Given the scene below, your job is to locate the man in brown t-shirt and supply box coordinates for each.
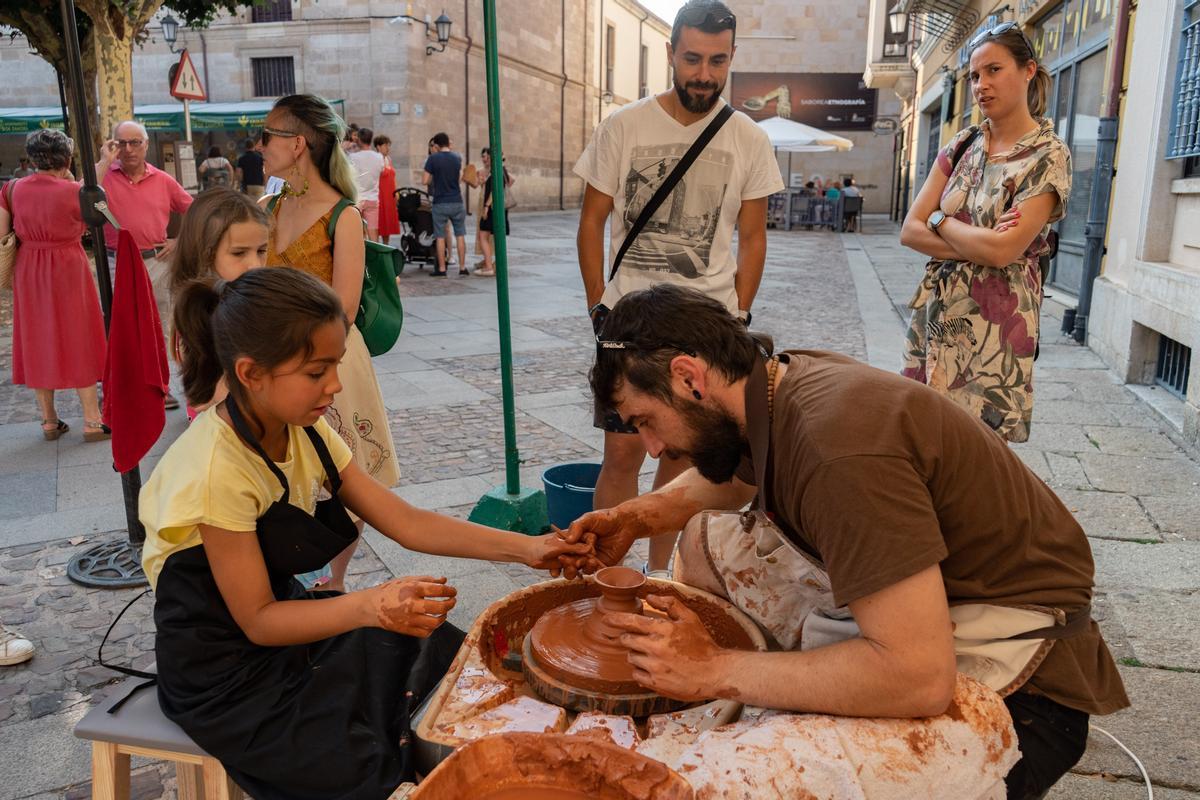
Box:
[568,283,1128,799]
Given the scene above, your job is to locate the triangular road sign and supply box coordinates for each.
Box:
[169,49,207,101]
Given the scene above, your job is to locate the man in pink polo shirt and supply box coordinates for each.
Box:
[95,120,193,409]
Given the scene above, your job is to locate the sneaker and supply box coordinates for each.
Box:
[164,392,180,410]
[475,266,496,277]
[0,624,34,666]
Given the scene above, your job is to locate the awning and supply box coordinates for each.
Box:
[0,99,346,134]
[757,116,854,153]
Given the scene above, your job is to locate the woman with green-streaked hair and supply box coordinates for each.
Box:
[260,93,400,592]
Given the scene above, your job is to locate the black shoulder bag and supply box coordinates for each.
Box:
[607,104,735,282]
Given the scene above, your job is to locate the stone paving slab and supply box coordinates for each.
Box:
[1050,773,1200,799]
[1079,452,1200,496]
[1053,489,1161,541]
[1105,589,1200,668]
[1138,495,1200,541]
[1090,541,1200,590]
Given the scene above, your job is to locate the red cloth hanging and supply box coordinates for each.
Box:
[102,229,169,473]
[377,159,400,240]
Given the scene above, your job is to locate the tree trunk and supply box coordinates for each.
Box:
[92,24,135,141]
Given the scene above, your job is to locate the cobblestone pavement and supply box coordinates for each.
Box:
[0,212,1196,798]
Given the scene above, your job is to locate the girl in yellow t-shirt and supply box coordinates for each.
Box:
[140,267,583,799]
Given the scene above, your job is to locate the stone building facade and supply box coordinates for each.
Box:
[0,0,671,210]
[728,0,900,214]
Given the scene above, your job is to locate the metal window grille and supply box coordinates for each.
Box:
[1155,335,1192,398]
[252,57,296,97]
[1168,0,1200,158]
[251,0,292,23]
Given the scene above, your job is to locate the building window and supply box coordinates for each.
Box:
[1155,334,1192,398]
[1168,0,1200,159]
[925,109,941,178]
[639,44,649,99]
[251,0,292,23]
[252,57,296,97]
[605,24,616,94]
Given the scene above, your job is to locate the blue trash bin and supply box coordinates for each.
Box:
[541,462,602,530]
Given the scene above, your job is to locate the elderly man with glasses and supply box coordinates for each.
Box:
[95,120,193,409]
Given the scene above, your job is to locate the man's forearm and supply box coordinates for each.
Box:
[578,220,607,307]
[710,637,953,718]
[734,231,766,312]
[621,467,755,539]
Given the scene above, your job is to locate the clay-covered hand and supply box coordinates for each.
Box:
[370,575,457,637]
[607,594,730,702]
[993,207,1021,233]
[558,509,643,578]
[523,530,594,572]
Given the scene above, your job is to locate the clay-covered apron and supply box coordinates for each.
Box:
[718,356,1090,697]
[153,399,462,800]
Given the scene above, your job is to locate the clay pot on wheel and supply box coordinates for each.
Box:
[409,732,694,799]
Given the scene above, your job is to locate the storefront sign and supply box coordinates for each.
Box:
[730,73,877,131]
[872,118,899,134]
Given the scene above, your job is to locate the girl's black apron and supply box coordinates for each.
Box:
[153,401,463,800]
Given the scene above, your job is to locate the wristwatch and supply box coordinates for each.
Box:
[736,309,752,326]
[927,209,948,234]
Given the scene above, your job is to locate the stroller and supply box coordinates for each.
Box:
[395,187,438,269]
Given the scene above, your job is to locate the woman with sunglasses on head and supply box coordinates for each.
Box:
[900,23,1071,444]
[259,94,400,592]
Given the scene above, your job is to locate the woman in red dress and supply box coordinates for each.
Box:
[373,134,400,244]
[0,129,108,442]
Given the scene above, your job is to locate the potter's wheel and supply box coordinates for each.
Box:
[522,566,693,716]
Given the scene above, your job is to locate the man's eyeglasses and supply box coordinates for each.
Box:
[260,126,301,146]
[676,8,736,32]
[114,139,145,149]
[595,335,697,357]
[968,21,1036,55]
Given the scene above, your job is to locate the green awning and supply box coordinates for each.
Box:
[0,99,345,134]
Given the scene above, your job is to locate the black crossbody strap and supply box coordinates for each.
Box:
[608,104,735,282]
[951,126,980,173]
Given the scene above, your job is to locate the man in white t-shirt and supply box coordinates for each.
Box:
[575,0,783,574]
[348,127,385,241]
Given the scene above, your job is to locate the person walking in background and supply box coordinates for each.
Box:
[259,93,400,592]
[95,119,193,410]
[423,132,469,276]
[12,157,35,178]
[199,146,234,191]
[464,146,511,277]
[426,136,457,268]
[374,134,400,245]
[0,129,109,443]
[899,23,1070,443]
[349,127,385,243]
[237,136,266,199]
[575,0,782,576]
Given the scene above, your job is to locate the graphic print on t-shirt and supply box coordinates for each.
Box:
[622,142,731,278]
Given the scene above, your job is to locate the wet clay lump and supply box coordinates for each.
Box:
[529,566,646,695]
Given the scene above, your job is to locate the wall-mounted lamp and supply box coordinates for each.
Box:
[391,7,454,55]
[161,14,182,54]
[888,4,908,36]
[601,91,614,105]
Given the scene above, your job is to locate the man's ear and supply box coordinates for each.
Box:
[669,355,707,398]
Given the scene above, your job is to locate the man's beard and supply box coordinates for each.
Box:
[674,77,724,114]
[670,399,745,484]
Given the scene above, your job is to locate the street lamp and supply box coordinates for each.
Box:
[161,13,181,53]
[888,4,908,36]
[390,7,454,55]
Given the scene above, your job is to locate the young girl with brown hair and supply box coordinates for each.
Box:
[141,267,581,799]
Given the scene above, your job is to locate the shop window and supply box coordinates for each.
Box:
[639,45,648,99]
[1168,0,1200,159]
[925,109,941,178]
[251,0,292,23]
[252,57,296,97]
[605,24,616,95]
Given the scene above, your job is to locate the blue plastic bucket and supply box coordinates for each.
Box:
[541,462,602,530]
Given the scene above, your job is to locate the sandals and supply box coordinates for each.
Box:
[84,420,112,443]
[41,419,69,441]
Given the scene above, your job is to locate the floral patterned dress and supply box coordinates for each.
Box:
[901,118,1071,442]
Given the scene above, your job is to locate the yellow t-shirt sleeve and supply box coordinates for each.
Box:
[314,416,354,474]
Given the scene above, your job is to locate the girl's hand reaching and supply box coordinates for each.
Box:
[369,575,456,637]
[523,528,595,573]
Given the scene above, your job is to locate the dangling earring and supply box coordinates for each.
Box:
[282,165,309,199]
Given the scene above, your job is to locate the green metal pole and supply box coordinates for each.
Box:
[482,0,520,496]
